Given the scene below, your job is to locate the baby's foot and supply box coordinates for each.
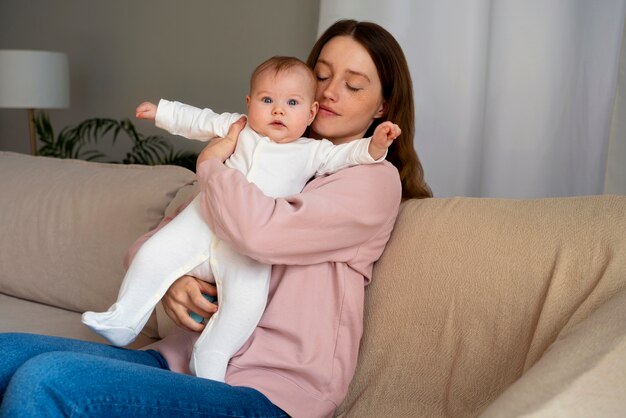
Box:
[81,303,144,346]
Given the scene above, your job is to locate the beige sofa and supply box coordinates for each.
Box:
[1,150,625,417]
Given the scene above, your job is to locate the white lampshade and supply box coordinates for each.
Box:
[0,50,70,109]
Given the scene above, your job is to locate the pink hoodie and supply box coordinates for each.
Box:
[145,158,401,417]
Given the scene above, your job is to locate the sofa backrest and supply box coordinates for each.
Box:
[0,152,196,338]
[336,195,626,417]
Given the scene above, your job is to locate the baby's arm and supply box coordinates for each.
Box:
[315,121,400,176]
[369,121,401,160]
[137,99,244,142]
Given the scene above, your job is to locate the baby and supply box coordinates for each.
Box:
[82,56,400,382]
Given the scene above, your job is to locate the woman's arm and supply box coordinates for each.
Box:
[164,160,400,331]
[196,158,402,266]
[162,120,399,330]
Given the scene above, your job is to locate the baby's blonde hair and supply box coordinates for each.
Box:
[250,56,316,98]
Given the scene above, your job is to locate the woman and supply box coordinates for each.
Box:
[0,20,431,417]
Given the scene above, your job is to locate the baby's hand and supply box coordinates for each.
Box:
[369,121,401,160]
[135,102,157,121]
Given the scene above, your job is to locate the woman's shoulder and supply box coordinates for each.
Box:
[353,159,399,176]
[332,160,400,185]
[304,160,401,207]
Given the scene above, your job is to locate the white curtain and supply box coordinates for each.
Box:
[319,0,626,198]
[605,21,626,195]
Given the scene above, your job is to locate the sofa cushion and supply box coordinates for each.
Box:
[335,195,626,418]
[0,294,156,349]
[0,152,196,338]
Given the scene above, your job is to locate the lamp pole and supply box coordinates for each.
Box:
[28,108,37,155]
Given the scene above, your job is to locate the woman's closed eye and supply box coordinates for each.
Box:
[316,73,362,92]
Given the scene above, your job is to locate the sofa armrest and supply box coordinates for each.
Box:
[480,288,626,417]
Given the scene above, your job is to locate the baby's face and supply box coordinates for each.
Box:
[246,67,319,143]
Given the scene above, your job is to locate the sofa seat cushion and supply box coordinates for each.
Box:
[0,294,157,348]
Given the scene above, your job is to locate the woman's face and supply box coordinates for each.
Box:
[310,36,386,145]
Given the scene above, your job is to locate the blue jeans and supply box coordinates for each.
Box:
[0,333,289,417]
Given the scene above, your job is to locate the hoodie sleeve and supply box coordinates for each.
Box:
[195,158,401,266]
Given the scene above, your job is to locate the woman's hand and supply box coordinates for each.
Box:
[162,275,218,332]
[196,116,247,169]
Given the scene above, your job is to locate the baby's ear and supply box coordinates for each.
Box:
[309,101,319,125]
[246,96,251,108]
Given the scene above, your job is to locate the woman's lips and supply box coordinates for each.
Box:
[318,105,338,116]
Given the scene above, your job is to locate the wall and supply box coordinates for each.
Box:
[0,0,320,158]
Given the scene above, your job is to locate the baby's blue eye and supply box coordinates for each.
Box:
[288,99,298,106]
[262,97,272,104]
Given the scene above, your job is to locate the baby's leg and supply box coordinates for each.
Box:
[190,241,271,382]
[82,195,214,346]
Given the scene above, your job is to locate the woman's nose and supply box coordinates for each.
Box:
[321,80,338,101]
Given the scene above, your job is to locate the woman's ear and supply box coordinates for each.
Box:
[374,101,388,119]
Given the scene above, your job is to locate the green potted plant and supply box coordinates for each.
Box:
[34,112,199,171]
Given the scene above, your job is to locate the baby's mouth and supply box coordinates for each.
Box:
[271,120,286,127]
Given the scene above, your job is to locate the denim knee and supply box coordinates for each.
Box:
[2,352,80,416]
[0,332,27,349]
[0,333,39,395]
[0,332,17,343]
[9,351,72,391]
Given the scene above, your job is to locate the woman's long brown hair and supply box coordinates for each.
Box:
[307,20,433,199]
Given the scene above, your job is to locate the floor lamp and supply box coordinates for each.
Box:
[0,50,70,155]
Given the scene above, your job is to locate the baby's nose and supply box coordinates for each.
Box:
[272,106,285,116]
